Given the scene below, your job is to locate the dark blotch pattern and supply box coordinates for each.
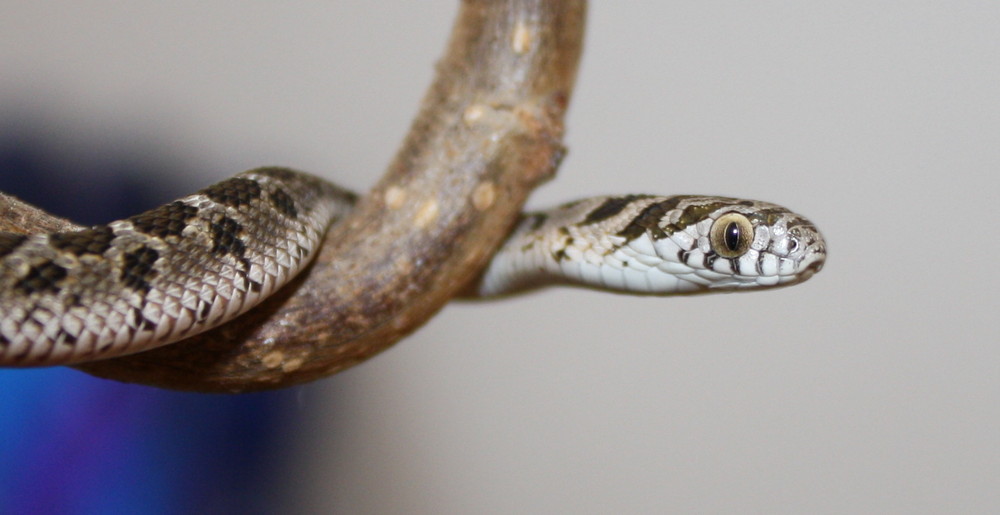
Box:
[617,197,689,240]
[527,213,548,231]
[55,329,77,345]
[664,200,753,235]
[129,306,157,334]
[209,215,260,291]
[198,301,211,321]
[268,188,298,219]
[752,207,815,236]
[552,234,574,262]
[50,226,115,256]
[617,197,757,241]
[580,195,651,226]
[121,246,160,292]
[0,233,28,259]
[749,206,798,228]
[202,178,262,208]
[210,216,246,259]
[130,201,198,239]
[15,260,68,295]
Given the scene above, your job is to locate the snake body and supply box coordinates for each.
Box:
[0,168,824,366]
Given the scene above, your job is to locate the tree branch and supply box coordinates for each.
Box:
[26,0,588,392]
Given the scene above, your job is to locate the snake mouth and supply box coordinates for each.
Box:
[795,251,825,283]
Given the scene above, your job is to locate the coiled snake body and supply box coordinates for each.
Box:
[0,168,825,366]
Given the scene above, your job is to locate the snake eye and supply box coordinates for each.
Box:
[710,212,753,258]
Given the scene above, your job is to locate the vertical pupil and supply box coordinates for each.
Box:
[724,222,741,251]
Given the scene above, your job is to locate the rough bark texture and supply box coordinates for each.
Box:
[0,0,586,392]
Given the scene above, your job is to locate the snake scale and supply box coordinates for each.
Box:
[0,167,825,366]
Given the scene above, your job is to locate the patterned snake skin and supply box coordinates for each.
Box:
[0,168,825,366]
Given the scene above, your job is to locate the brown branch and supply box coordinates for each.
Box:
[30,0,588,392]
[0,193,79,234]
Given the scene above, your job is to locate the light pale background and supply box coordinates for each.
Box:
[2,2,998,513]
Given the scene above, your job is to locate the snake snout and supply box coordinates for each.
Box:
[795,243,826,282]
[802,256,824,278]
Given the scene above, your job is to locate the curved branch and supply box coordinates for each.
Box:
[48,0,585,392]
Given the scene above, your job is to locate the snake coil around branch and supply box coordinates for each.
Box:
[0,1,824,392]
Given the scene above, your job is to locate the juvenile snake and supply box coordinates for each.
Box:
[0,167,825,366]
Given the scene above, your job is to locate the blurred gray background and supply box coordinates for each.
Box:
[2,1,998,513]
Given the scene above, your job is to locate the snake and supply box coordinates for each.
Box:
[0,167,825,367]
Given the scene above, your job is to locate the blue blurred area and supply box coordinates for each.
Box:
[0,118,298,514]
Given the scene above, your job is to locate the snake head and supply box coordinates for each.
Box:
[668,197,826,292]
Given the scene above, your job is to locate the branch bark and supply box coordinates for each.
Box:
[0,0,588,392]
